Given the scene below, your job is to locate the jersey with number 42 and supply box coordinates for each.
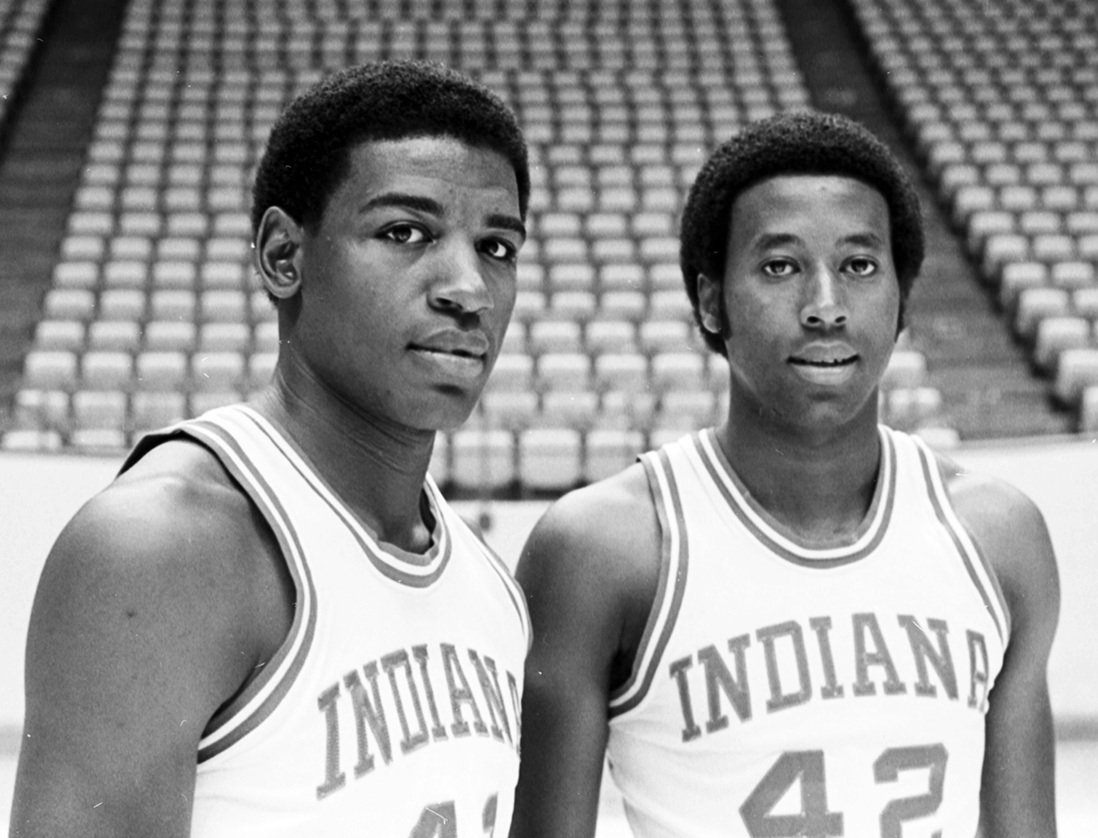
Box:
[606,427,1008,838]
[123,405,530,837]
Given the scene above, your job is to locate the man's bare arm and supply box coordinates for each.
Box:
[947,467,1060,838]
[10,445,286,838]
[510,466,661,838]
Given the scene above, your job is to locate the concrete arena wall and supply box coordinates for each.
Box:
[1,436,1096,738]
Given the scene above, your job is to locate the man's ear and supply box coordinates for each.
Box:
[696,273,723,336]
[255,206,305,301]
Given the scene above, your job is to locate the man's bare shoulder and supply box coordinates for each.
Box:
[521,461,656,576]
[934,452,1059,625]
[516,461,660,640]
[30,438,286,717]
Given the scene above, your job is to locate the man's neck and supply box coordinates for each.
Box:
[714,404,882,545]
[254,366,437,554]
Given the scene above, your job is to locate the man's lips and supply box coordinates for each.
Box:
[409,331,490,359]
[408,332,491,381]
[789,344,859,367]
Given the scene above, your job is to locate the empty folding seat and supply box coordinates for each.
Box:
[591,238,636,265]
[61,235,106,261]
[584,428,645,482]
[201,261,247,289]
[585,319,636,355]
[547,290,597,321]
[149,289,197,321]
[638,320,691,355]
[519,428,583,492]
[71,390,128,431]
[99,288,146,321]
[599,263,644,293]
[484,353,533,392]
[649,263,683,293]
[81,350,133,390]
[1033,317,1090,371]
[132,391,187,432]
[144,320,197,352]
[586,212,628,238]
[69,427,129,452]
[547,264,596,292]
[22,350,78,391]
[595,353,648,393]
[599,290,647,321]
[449,428,516,492]
[152,261,197,289]
[479,391,538,431]
[193,351,247,391]
[1054,348,1098,405]
[651,352,706,392]
[1014,287,1070,338]
[1031,234,1075,264]
[999,262,1049,308]
[43,288,95,321]
[649,290,694,321]
[198,322,250,353]
[540,390,599,429]
[511,290,547,323]
[134,351,189,391]
[536,353,590,392]
[34,320,85,352]
[981,234,1030,279]
[201,289,249,322]
[101,261,148,288]
[52,262,99,290]
[1051,262,1096,291]
[528,321,583,355]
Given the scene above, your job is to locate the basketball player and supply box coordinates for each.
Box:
[510,112,1058,838]
[12,60,531,837]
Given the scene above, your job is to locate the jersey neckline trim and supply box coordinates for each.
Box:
[693,426,897,568]
[234,405,454,588]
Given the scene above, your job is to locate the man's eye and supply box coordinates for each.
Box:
[762,259,797,277]
[383,224,428,245]
[481,239,517,262]
[845,257,879,277]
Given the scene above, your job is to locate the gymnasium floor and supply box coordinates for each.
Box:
[2,742,1096,834]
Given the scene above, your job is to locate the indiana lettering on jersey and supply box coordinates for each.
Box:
[670,612,993,743]
[315,642,521,799]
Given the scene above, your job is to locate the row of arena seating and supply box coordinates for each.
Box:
[0,0,49,129]
[4,0,960,474]
[850,0,1098,433]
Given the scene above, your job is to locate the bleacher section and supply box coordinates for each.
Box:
[4,0,976,492]
[0,0,48,132]
[849,0,1098,433]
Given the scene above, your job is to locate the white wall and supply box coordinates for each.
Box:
[2,436,1095,733]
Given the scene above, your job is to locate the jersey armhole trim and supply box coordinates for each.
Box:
[176,417,320,764]
[609,447,689,719]
[913,438,1012,646]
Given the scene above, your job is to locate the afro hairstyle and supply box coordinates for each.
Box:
[251,59,530,236]
[679,110,925,355]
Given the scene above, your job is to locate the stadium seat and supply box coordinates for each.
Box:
[449,428,516,492]
[518,428,583,492]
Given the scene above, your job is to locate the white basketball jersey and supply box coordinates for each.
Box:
[124,405,530,837]
[606,427,1009,838]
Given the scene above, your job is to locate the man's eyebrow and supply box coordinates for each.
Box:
[750,232,802,252]
[840,232,887,249]
[487,213,526,241]
[358,192,445,216]
[358,193,525,240]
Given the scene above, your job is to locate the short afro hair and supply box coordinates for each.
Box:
[680,111,925,355]
[251,59,530,236]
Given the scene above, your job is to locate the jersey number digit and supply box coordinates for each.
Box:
[740,750,844,837]
[409,795,498,838]
[875,745,947,838]
[741,746,948,838]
